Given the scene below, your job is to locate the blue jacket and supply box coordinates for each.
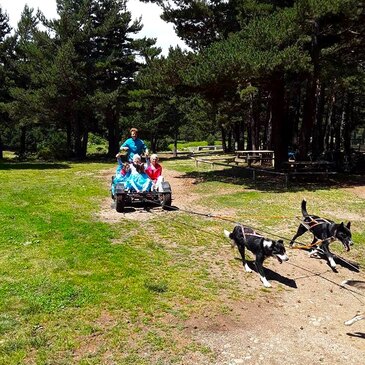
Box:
[121,138,148,161]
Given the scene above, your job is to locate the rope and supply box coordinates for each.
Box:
[140,197,341,249]
[146,199,365,298]
[136,197,364,299]
[287,261,365,304]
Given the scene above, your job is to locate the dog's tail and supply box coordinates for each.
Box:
[301,199,309,217]
[224,229,236,248]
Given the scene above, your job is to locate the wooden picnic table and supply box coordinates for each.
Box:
[282,160,335,172]
[235,150,275,167]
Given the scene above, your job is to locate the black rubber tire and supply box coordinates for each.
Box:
[116,195,125,213]
[161,193,172,208]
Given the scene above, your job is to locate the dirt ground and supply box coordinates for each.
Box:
[99,168,365,365]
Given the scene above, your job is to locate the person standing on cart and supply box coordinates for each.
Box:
[119,128,149,162]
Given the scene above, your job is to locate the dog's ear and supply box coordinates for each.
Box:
[277,239,284,244]
[346,221,351,229]
[339,222,344,228]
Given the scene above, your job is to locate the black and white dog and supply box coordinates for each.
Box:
[289,200,352,269]
[224,225,289,288]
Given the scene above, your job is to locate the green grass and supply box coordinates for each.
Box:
[167,140,221,151]
[0,157,364,364]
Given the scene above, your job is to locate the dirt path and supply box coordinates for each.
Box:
[98,167,365,365]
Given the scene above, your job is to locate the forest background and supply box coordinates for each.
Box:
[0,0,364,171]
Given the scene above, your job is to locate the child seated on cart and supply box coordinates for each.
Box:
[111,153,131,197]
[145,154,164,191]
[126,154,152,193]
[115,153,131,178]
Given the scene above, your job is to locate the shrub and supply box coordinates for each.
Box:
[37,132,69,160]
[206,134,216,146]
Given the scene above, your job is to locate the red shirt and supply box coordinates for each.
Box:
[145,163,162,181]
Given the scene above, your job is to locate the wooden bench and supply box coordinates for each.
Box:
[189,145,224,155]
[282,161,335,172]
[246,155,275,167]
[197,145,222,151]
[234,150,275,167]
[282,161,337,185]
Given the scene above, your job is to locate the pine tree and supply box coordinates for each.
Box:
[0,6,12,159]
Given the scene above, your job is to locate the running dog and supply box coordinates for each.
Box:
[224,225,289,288]
[289,200,352,270]
[342,280,365,326]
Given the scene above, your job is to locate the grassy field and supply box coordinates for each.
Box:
[0,157,364,364]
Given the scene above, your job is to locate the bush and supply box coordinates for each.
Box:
[37,132,69,160]
[206,134,216,146]
[87,133,108,155]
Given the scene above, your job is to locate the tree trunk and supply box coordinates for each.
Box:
[106,110,120,157]
[246,120,252,150]
[150,136,157,153]
[342,92,352,156]
[291,85,301,150]
[66,120,72,157]
[234,121,241,151]
[20,125,26,158]
[265,105,272,150]
[253,94,261,149]
[221,123,227,152]
[270,73,288,170]
[299,20,320,160]
[237,117,245,150]
[81,130,88,158]
[173,130,178,157]
[0,135,3,160]
[74,118,85,159]
[312,82,326,159]
[323,86,336,152]
[227,128,232,151]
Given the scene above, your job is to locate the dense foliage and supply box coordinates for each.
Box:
[0,0,364,170]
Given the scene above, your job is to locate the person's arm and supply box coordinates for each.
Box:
[116,155,123,165]
[120,139,130,151]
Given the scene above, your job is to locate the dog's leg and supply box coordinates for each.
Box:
[224,229,252,272]
[320,241,337,270]
[236,244,252,273]
[309,237,321,258]
[289,224,307,246]
[344,312,365,326]
[255,254,271,288]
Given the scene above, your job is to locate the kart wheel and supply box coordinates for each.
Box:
[161,193,172,209]
[111,176,115,199]
[116,195,126,213]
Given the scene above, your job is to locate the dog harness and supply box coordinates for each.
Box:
[296,216,337,248]
[303,215,332,229]
[240,225,263,243]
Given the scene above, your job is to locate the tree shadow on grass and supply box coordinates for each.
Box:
[0,162,71,170]
[178,167,365,193]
